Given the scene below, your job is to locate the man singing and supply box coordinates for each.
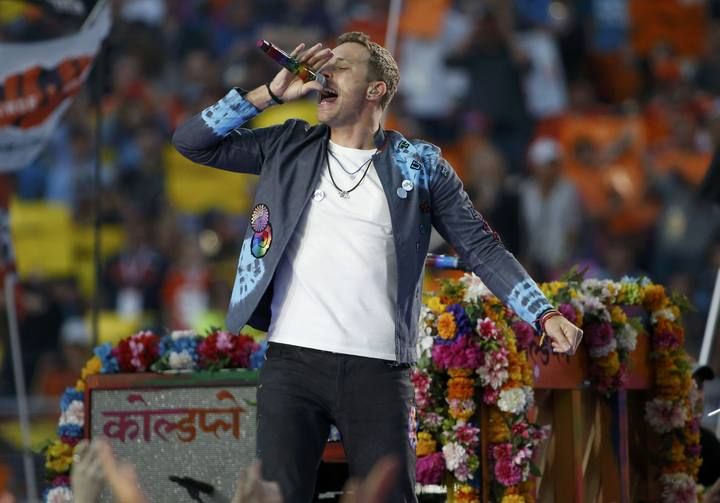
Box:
[173,32,582,503]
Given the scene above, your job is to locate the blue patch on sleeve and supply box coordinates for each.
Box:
[507,279,552,323]
[201,90,260,137]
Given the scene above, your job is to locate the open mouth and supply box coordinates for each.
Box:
[319,87,338,104]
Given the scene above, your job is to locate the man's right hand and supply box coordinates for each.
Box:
[248,42,333,110]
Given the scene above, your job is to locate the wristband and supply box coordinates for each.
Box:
[265,83,284,105]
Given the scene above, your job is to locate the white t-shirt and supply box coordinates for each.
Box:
[268,140,398,360]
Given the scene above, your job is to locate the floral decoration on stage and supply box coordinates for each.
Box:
[42,329,266,503]
[415,274,549,503]
[415,273,701,503]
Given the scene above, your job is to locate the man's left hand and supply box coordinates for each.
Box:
[543,315,583,355]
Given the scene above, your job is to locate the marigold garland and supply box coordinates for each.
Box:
[416,274,700,502]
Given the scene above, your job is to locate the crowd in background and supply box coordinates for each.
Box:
[1,0,720,495]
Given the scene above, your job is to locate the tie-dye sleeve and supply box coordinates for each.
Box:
[172,88,281,175]
[429,157,553,325]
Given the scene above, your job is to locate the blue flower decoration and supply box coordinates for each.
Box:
[159,334,200,362]
[58,423,82,439]
[60,388,83,412]
[446,304,472,337]
[93,342,119,374]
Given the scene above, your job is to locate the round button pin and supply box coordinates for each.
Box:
[396,188,407,199]
[402,180,414,191]
[313,189,325,202]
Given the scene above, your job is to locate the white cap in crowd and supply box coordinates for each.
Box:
[528,138,563,167]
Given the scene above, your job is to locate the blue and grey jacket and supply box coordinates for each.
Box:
[172,89,553,363]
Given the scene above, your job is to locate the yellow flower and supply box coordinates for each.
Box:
[81,356,102,380]
[427,296,446,314]
[449,368,473,378]
[670,439,685,463]
[416,432,437,457]
[45,440,73,473]
[437,312,457,340]
[610,306,627,325]
[489,408,510,442]
[501,496,526,503]
[75,379,86,392]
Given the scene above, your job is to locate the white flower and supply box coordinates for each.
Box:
[659,473,697,503]
[46,487,73,503]
[645,398,688,434]
[417,333,434,360]
[169,350,195,370]
[460,273,490,302]
[441,442,468,471]
[59,400,84,427]
[497,387,528,414]
[589,338,617,358]
[615,324,638,352]
[651,308,676,324]
[171,330,197,341]
[572,295,610,321]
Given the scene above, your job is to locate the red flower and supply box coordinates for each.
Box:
[112,331,160,372]
[198,331,260,370]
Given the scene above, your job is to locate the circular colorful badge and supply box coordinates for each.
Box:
[251,224,272,258]
[251,204,270,233]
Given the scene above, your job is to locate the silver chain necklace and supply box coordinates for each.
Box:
[326,149,375,199]
[328,149,369,176]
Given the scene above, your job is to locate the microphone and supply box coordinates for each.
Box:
[168,475,214,502]
[257,39,327,87]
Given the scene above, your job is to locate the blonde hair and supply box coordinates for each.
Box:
[336,31,399,109]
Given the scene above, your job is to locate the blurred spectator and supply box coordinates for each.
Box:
[696,25,720,95]
[102,208,167,323]
[519,138,582,279]
[32,317,90,396]
[161,236,211,330]
[397,3,471,143]
[465,143,521,255]
[446,7,533,173]
[648,168,720,284]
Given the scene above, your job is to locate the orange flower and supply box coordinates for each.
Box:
[448,377,475,400]
[449,368,473,378]
[455,484,480,503]
[437,312,457,340]
[416,432,437,457]
[643,284,668,312]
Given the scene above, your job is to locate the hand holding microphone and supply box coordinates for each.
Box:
[260,40,333,104]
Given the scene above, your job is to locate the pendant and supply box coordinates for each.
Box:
[339,190,349,199]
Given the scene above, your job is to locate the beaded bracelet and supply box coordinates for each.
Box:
[537,309,563,346]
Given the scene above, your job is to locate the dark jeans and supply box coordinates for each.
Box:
[256,343,418,503]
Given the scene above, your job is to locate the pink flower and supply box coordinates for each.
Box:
[491,443,512,461]
[454,424,481,448]
[416,452,445,485]
[511,422,529,439]
[483,387,500,405]
[216,331,233,351]
[477,317,501,339]
[585,322,614,348]
[558,303,577,324]
[655,328,681,350]
[431,335,482,370]
[494,458,522,486]
[511,321,535,351]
